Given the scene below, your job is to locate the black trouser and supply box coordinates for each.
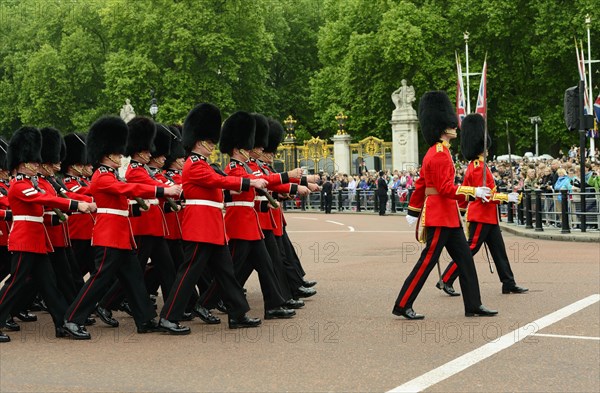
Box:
[263,231,292,301]
[282,229,306,278]
[48,247,78,303]
[166,238,198,311]
[378,193,388,215]
[0,246,10,282]
[393,227,482,313]
[200,239,286,310]
[275,235,305,292]
[66,247,85,291]
[66,247,156,326]
[71,239,95,277]
[161,241,249,321]
[441,222,516,289]
[0,252,68,329]
[324,195,333,214]
[101,235,176,309]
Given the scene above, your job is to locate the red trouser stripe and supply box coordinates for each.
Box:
[470,223,483,251]
[443,262,457,283]
[0,253,23,305]
[68,247,107,322]
[164,243,198,319]
[399,227,441,308]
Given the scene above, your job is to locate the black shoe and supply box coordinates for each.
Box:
[63,321,91,340]
[117,301,133,317]
[392,307,425,320]
[302,279,317,288]
[4,318,20,332]
[137,319,164,334]
[180,312,194,322]
[284,299,305,309]
[193,305,221,324]
[0,331,10,343]
[265,307,296,319]
[465,305,498,317]
[502,285,529,294]
[55,327,69,338]
[15,311,37,322]
[294,286,317,298]
[30,297,48,312]
[215,300,228,314]
[84,317,96,326]
[228,315,261,329]
[96,306,119,327]
[436,281,461,297]
[159,318,191,335]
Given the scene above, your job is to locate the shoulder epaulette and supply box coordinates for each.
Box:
[98,167,108,173]
[473,160,480,168]
[436,143,443,153]
[14,174,24,181]
[229,161,237,169]
[130,162,140,168]
[190,155,200,163]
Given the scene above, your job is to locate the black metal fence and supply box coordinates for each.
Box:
[282,187,600,232]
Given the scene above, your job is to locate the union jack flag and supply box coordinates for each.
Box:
[456,52,466,128]
[475,55,487,119]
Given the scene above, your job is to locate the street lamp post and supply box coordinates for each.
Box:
[283,115,297,169]
[335,112,348,135]
[149,89,158,119]
[529,116,541,157]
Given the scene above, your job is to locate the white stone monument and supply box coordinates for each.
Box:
[119,99,136,123]
[331,133,352,175]
[390,80,419,171]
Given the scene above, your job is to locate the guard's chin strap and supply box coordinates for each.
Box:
[108,154,121,166]
[444,128,457,138]
[41,163,55,176]
[239,149,250,161]
[71,164,84,176]
[200,141,213,155]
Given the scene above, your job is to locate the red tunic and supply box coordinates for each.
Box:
[463,158,505,225]
[63,176,95,240]
[38,176,70,248]
[126,162,169,237]
[8,174,78,254]
[90,165,164,250]
[224,158,289,241]
[180,154,250,245]
[407,142,473,228]
[0,181,10,246]
[162,169,183,240]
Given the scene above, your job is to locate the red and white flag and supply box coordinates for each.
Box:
[456,52,466,127]
[475,54,487,119]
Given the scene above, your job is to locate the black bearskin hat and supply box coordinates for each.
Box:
[219,111,255,155]
[87,116,128,165]
[460,114,491,161]
[40,127,63,164]
[126,116,156,157]
[252,113,269,149]
[152,124,172,158]
[7,127,42,171]
[182,103,222,150]
[164,125,185,169]
[62,133,87,169]
[0,137,7,170]
[418,91,458,146]
[265,118,284,153]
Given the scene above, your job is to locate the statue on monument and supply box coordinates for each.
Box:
[391,79,416,111]
[120,99,136,123]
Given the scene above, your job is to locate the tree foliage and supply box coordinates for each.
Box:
[0,0,598,157]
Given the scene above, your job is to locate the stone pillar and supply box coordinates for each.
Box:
[331,133,352,175]
[391,107,419,172]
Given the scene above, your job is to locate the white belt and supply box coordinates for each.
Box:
[44,211,56,216]
[254,196,267,201]
[224,201,254,207]
[146,199,159,205]
[96,208,129,217]
[184,199,224,209]
[12,215,43,223]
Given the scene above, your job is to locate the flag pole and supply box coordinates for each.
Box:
[464,32,471,114]
[585,15,597,161]
[481,53,488,189]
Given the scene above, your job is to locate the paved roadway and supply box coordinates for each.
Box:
[0,212,598,392]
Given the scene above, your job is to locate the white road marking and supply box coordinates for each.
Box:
[533,333,600,341]
[387,294,600,393]
[348,226,355,232]
[288,217,318,220]
[325,220,344,226]
[287,230,410,233]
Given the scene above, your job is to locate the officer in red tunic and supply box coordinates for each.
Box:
[200,111,302,320]
[158,103,262,330]
[437,114,528,296]
[0,127,93,343]
[392,91,498,319]
[61,133,96,279]
[63,116,182,339]
[99,117,177,313]
[0,138,11,282]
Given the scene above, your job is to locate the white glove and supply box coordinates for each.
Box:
[405,215,419,227]
[508,192,519,203]
[475,186,491,202]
